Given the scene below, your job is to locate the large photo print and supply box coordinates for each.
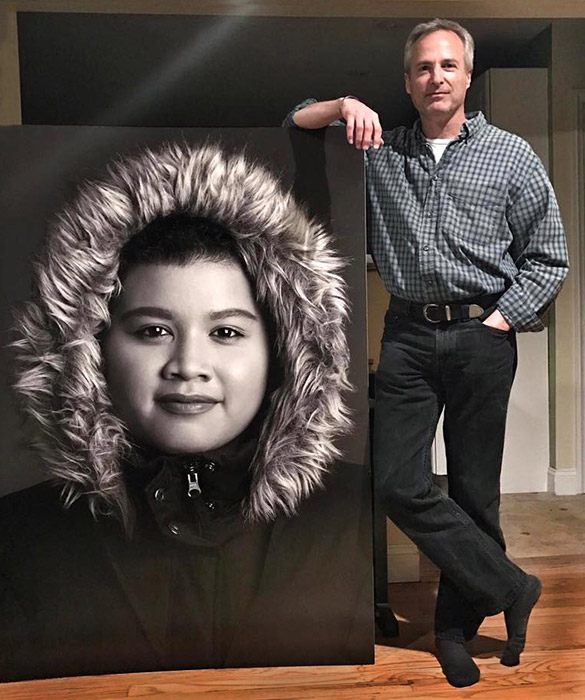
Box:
[0,127,372,681]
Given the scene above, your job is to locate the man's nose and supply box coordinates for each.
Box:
[430,66,444,85]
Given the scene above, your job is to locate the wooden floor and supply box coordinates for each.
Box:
[3,554,584,700]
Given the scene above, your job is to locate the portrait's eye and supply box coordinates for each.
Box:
[211,326,243,342]
[136,325,172,340]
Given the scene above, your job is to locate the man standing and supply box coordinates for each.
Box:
[284,19,568,688]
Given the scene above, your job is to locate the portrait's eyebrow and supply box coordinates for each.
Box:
[119,306,175,321]
[208,308,259,322]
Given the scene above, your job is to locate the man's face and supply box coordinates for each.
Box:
[405,29,472,122]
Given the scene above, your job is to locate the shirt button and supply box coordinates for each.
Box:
[154,488,165,502]
[204,461,216,472]
[426,280,434,286]
[423,245,429,252]
[168,522,181,536]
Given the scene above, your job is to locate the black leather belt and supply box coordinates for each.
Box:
[389,294,501,324]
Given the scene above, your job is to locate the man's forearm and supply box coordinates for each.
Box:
[498,159,569,332]
[292,99,344,129]
[286,97,384,150]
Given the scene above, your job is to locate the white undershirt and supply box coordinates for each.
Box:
[425,137,454,163]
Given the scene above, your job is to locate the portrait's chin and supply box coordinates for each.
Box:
[144,432,228,456]
[137,418,242,456]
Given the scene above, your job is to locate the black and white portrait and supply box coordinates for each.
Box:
[0,129,373,681]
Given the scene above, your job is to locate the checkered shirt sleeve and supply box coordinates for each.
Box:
[282,97,345,128]
[282,98,318,127]
[496,155,568,330]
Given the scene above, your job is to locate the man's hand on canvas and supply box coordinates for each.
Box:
[340,98,384,151]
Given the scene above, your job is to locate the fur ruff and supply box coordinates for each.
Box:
[13,142,352,524]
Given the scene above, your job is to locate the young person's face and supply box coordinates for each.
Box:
[102,259,270,454]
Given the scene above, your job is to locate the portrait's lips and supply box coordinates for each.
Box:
[156,393,220,415]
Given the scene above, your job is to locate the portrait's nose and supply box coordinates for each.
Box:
[162,336,213,381]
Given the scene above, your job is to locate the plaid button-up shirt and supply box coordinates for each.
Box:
[284,103,568,332]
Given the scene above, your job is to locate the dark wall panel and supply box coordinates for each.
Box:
[18,13,551,130]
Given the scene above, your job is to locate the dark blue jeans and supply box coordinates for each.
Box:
[374,309,528,642]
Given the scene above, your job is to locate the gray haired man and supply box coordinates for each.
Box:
[284,18,568,687]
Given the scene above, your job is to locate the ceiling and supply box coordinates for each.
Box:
[18,13,552,128]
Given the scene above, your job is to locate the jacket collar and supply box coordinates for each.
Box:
[124,438,257,547]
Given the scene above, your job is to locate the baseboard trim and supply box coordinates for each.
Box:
[548,466,580,495]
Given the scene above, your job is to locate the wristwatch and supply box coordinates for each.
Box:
[338,95,359,117]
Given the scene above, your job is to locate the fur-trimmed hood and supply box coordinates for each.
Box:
[13,142,351,524]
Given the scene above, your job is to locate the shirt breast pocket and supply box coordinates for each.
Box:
[444,181,505,244]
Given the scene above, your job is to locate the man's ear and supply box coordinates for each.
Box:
[404,72,411,96]
[466,71,472,89]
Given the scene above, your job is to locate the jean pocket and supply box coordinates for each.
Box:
[476,318,510,337]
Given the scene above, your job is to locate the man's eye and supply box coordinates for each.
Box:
[211,327,242,341]
[137,325,171,339]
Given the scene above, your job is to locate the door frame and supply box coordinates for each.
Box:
[576,90,585,493]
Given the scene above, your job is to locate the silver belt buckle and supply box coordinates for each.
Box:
[468,304,484,319]
[423,303,450,323]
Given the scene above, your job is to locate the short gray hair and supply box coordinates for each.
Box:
[404,18,475,73]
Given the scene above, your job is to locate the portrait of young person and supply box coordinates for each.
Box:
[0,130,373,682]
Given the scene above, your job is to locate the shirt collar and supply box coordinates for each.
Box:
[460,111,486,140]
[414,110,487,143]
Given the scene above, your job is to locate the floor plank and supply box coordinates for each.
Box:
[2,554,584,699]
